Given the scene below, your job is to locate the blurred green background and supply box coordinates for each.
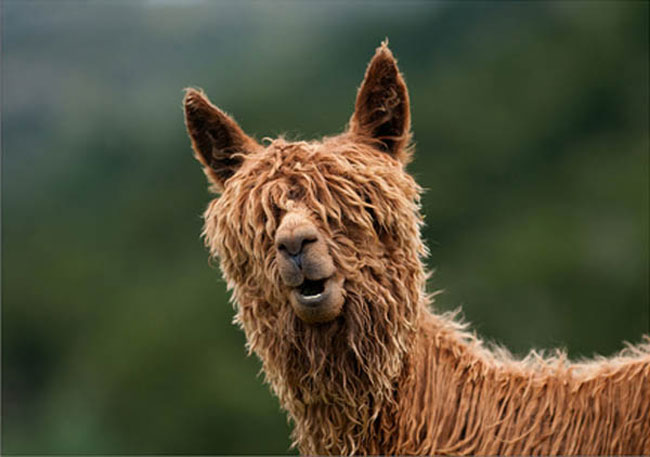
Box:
[2,0,648,454]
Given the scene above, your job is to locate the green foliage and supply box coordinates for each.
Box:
[2,0,648,453]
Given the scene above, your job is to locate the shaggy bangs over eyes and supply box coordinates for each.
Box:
[240,147,392,238]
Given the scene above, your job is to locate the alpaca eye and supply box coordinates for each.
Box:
[288,186,303,201]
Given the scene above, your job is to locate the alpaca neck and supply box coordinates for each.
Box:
[279,282,425,454]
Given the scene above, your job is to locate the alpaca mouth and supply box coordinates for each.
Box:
[299,278,326,297]
[294,278,330,306]
[289,274,345,323]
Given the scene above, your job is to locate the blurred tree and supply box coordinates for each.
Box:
[2,0,648,454]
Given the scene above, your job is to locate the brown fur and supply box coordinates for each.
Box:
[183,41,650,455]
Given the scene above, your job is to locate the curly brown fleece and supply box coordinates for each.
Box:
[183,42,650,455]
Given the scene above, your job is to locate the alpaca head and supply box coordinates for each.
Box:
[183,43,430,434]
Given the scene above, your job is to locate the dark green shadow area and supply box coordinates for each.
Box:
[2,0,648,454]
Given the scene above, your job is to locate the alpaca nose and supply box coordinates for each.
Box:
[275,211,335,288]
[276,228,319,268]
[275,213,321,273]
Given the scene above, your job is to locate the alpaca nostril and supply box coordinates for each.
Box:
[301,237,317,252]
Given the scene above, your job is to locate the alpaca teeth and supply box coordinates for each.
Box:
[302,293,323,300]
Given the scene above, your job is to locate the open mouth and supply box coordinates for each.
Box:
[298,279,326,297]
[294,277,330,306]
[289,274,345,323]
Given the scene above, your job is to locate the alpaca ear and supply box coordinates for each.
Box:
[349,41,411,163]
[183,88,259,191]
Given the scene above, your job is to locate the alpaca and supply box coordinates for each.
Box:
[183,42,650,455]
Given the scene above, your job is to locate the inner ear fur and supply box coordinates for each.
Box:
[349,41,412,163]
[183,88,259,191]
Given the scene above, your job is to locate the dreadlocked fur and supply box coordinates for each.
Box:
[184,42,650,455]
[202,138,425,453]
